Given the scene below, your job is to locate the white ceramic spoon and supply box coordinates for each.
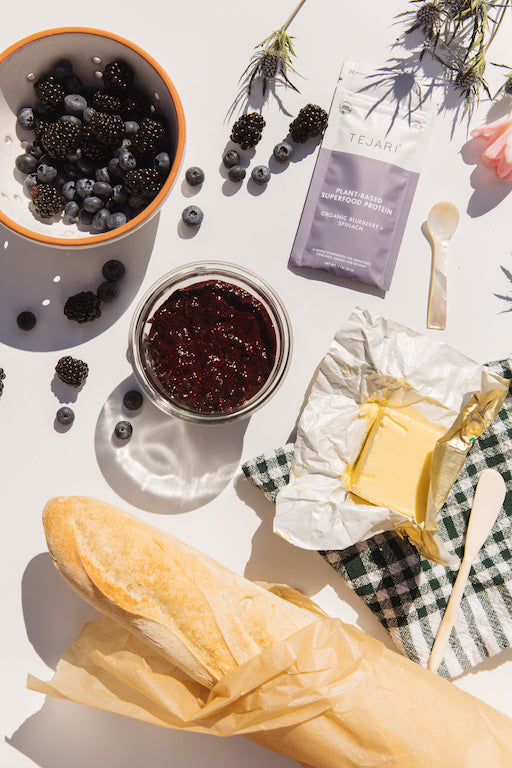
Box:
[428,468,507,673]
[426,202,460,330]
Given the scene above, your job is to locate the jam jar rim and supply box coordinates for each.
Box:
[128,260,293,423]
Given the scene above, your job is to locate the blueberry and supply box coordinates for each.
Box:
[123,389,143,411]
[15,153,38,174]
[154,152,171,174]
[114,420,132,440]
[251,165,270,185]
[185,166,204,186]
[82,106,96,124]
[124,120,139,136]
[182,205,204,227]
[61,180,77,201]
[93,181,113,199]
[111,184,128,205]
[61,161,79,180]
[273,141,294,163]
[91,208,110,231]
[16,310,36,331]
[25,141,43,159]
[65,148,81,164]
[128,194,146,210]
[108,157,123,177]
[78,208,93,226]
[23,174,38,195]
[222,149,240,168]
[118,151,137,172]
[62,73,83,93]
[76,177,95,198]
[64,201,80,220]
[227,165,246,182]
[95,167,111,183]
[64,93,87,115]
[97,280,119,303]
[61,114,82,127]
[37,163,58,184]
[56,406,75,426]
[83,196,104,214]
[102,259,125,282]
[107,211,127,229]
[17,107,35,130]
[52,58,73,77]
[77,157,96,174]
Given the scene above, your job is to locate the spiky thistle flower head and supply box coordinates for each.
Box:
[240,28,301,98]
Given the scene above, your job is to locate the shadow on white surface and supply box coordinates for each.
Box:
[0,214,160,352]
[14,553,297,768]
[6,696,297,768]
[94,376,247,514]
[461,137,512,218]
[234,473,397,651]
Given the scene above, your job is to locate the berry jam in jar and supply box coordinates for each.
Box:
[146,280,277,414]
[130,262,292,423]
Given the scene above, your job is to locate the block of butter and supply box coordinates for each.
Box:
[345,406,446,524]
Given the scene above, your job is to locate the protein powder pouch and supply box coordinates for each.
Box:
[289,59,435,291]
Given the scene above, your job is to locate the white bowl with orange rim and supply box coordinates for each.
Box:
[0,27,185,247]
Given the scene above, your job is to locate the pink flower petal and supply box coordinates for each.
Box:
[471,113,512,140]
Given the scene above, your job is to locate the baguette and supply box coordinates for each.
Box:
[43,496,317,688]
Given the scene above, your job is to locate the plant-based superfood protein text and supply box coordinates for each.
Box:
[289,60,435,291]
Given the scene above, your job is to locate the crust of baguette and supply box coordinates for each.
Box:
[43,496,316,688]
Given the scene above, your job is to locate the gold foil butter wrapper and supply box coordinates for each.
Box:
[274,307,509,564]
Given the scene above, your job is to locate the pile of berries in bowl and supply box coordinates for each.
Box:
[0,27,185,247]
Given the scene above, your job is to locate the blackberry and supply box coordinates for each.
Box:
[92,90,122,114]
[230,112,265,150]
[90,111,125,146]
[80,124,111,162]
[120,89,151,121]
[41,118,82,159]
[102,59,134,92]
[123,167,163,198]
[63,291,101,323]
[55,356,89,387]
[132,117,166,155]
[123,389,143,411]
[289,104,328,143]
[0,368,5,396]
[34,74,65,107]
[31,184,64,218]
[17,311,36,331]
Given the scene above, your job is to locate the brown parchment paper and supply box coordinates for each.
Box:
[28,586,512,768]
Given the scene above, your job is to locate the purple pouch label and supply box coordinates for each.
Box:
[291,149,419,291]
[289,59,435,292]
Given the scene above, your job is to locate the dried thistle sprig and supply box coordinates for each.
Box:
[238,0,307,101]
[399,0,510,113]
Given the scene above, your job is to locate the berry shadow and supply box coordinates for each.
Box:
[94,376,248,515]
[177,218,201,239]
[247,178,268,197]
[53,416,74,433]
[0,213,160,353]
[180,177,202,198]
[50,374,84,404]
[289,135,322,163]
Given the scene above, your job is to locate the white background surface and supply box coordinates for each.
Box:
[2,2,512,766]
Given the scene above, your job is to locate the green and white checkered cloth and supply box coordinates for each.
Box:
[242,359,512,680]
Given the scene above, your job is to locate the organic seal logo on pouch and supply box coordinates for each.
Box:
[339,102,352,114]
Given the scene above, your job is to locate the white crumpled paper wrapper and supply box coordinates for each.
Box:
[275,307,509,564]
